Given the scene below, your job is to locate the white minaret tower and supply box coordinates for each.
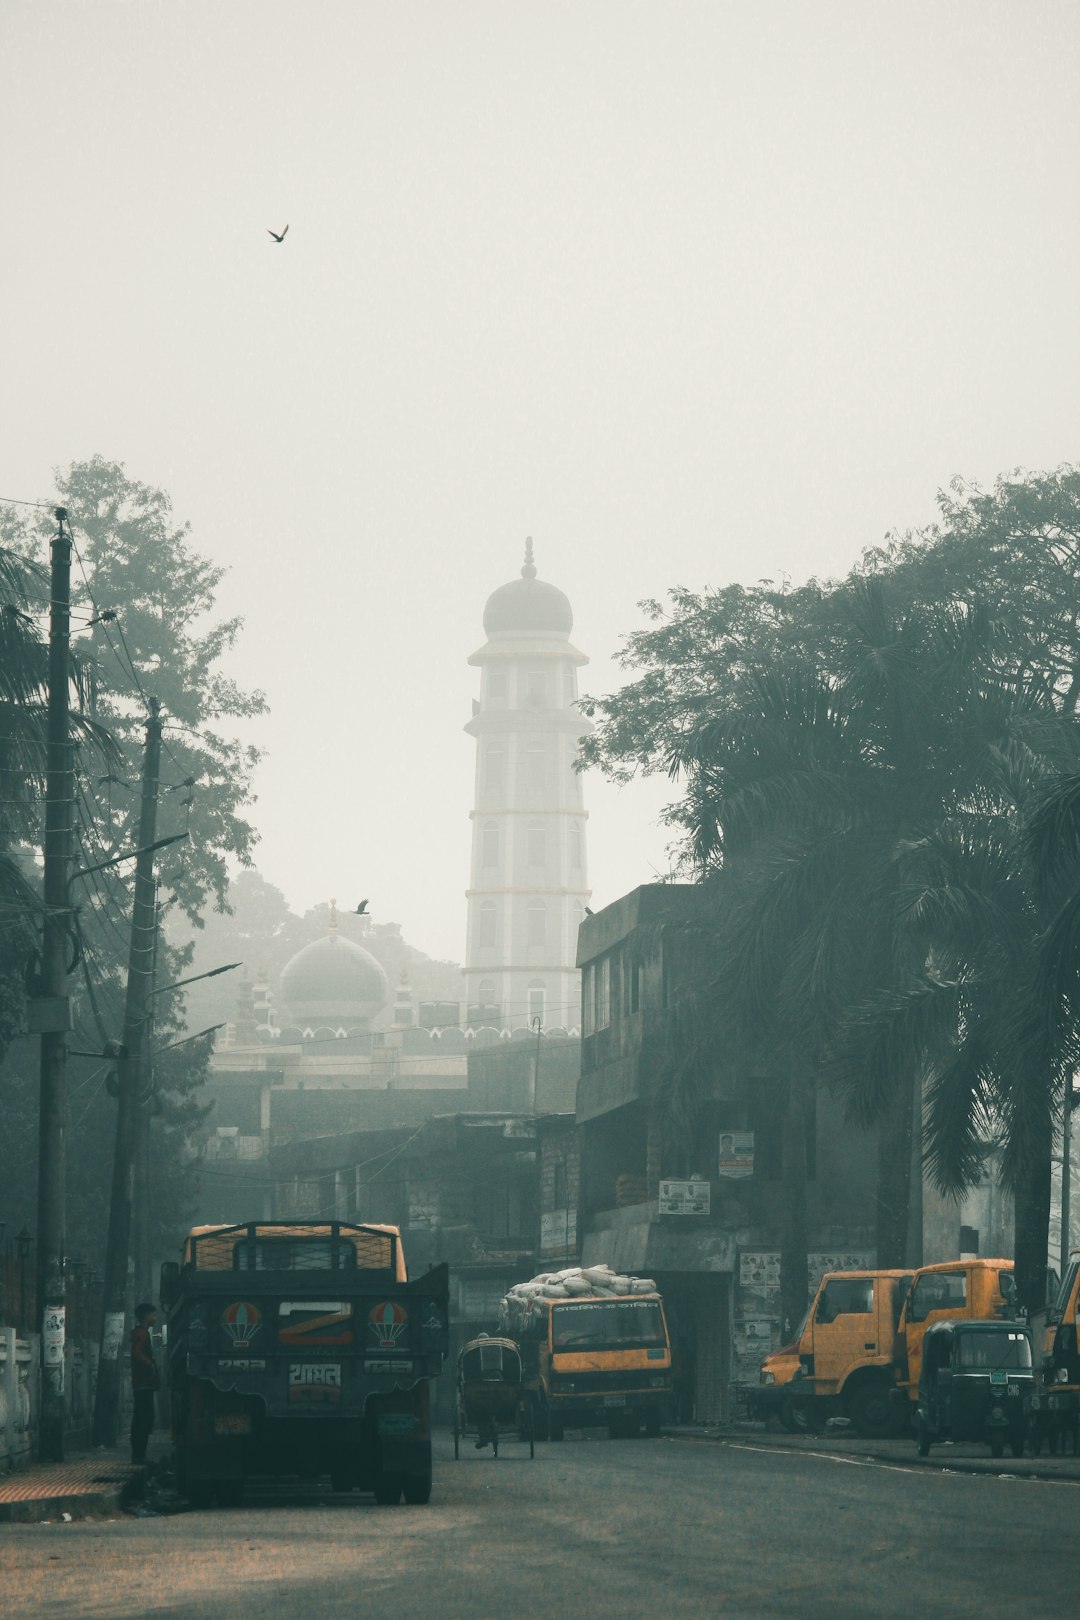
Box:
[464,539,592,1033]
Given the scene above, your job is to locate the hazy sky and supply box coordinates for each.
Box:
[3,2,1078,963]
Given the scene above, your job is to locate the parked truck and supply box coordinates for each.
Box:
[787,1270,913,1437]
[1027,1249,1080,1454]
[741,1258,1017,1437]
[161,1220,449,1507]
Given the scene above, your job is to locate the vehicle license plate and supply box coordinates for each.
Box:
[604,1396,626,1408]
[214,1413,251,1435]
[990,1368,1008,1387]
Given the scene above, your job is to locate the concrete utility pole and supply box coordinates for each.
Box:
[132,885,161,1304]
[92,700,163,1448]
[34,507,73,1463]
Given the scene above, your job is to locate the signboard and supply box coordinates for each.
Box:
[718,1131,754,1179]
[43,1306,65,1367]
[540,1208,578,1256]
[461,1279,507,1321]
[658,1179,711,1216]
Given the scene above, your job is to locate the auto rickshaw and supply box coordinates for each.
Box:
[453,1335,534,1459]
[914,1319,1033,1460]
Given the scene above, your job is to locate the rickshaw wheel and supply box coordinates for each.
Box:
[453,1409,460,1460]
[492,1426,499,1458]
[528,1400,535,1459]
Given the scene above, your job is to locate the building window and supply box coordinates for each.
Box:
[526,823,546,867]
[596,956,611,1029]
[526,669,547,706]
[489,666,507,701]
[481,822,500,867]
[478,901,497,948]
[485,741,504,792]
[528,981,546,1027]
[528,899,546,947]
[569,822,582,869]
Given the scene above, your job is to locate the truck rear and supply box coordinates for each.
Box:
[162,1221,449,1506]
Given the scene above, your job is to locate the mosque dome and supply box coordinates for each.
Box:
[483,538,573,637]
[279,910,389,1028]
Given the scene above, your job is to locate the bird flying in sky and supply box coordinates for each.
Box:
[356,900,369,914]
[268,225,289,243]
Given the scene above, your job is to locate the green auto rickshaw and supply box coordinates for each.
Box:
[915,1319,1033,1460]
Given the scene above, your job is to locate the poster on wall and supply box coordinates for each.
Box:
[658,1179,710,1216]
[718,1131,754,1178]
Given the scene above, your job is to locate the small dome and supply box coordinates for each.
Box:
[280,928,388,1026]
[483,538,573,637]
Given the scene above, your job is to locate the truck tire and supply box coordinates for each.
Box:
[781,1395,822,1434]
[403,1465,433,1505]
[644,1411,661,1438]
[548,1417,565,1441]
[373,1472,403,1505]
[848,1381,898,1440]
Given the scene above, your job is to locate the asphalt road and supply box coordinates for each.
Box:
[3,1430,1076,1619]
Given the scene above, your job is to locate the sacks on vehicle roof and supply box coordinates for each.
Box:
[498,1264,660,1334]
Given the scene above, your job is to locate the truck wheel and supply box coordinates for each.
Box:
[781,1396,822,1434]
[848,1382,897,1440]
[402,1467,433,1505]
[548,1417,565,1442]
[373,1472,403,1505]
[644,1411,661,1438]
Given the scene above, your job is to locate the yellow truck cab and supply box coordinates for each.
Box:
[1029,1250,1080,1454]
[520,1292,673,1440]
[738,1312,808,1431]
[896,1258,1015,1401]
[794,1270,914,1437]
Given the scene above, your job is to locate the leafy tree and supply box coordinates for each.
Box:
[583,468,1080,1314]
[0,459,267,1269]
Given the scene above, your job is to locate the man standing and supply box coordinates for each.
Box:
[130,1302,159,1464]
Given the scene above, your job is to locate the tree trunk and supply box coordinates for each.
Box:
[1013,1151,1052,1317]
[779,1066,812,1341]
[876,1073,915,1268]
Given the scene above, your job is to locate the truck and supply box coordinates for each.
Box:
[1027,1249,1080,1455]
[160,1220,449,1507]
[787,1270,914,1437]
[516,1291,673,1439]
[741,1258,1017,1437]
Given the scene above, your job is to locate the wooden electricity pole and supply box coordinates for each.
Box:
[92,700,163,1448]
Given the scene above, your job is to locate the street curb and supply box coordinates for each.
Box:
[662,1426,1080,1484]
[0,1463,147,1525]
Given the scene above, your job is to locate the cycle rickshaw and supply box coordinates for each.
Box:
[453,1335,535,1459]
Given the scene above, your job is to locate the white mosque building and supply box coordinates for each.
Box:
[463,539,592,1033]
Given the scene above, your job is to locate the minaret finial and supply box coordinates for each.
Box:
[521,536,537,580]
[329,897,338,931]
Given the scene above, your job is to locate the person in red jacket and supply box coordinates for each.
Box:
[130,1303,159,1464]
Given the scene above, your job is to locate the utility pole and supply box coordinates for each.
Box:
[92,700,162,1448]
[34,507,73,1463]
[132,884,161,1304]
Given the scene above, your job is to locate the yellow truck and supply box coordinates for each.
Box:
[741,1257,1017,1437]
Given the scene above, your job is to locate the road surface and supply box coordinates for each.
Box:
[3,1430,1075,1618]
